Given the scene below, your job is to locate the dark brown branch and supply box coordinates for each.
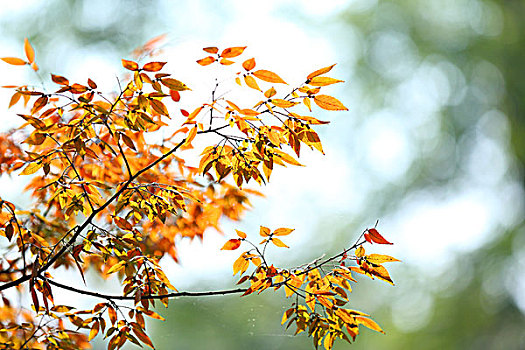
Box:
[42,276,247,300]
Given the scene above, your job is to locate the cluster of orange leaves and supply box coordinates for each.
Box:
[0,37,398,350]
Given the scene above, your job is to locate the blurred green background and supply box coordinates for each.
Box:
[1,0,524,349]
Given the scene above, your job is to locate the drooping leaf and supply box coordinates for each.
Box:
[271,237,289,248]
[355,317,385,334]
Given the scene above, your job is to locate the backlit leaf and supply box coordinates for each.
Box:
[355,317,385,334]
[271,99,297,108]
[20,162,43,176]
[366,254,400,264]
[307,64,336,80]
[313,95,348,111]
[161,78,190,91]
[253,70,287,84]
[221,239,241,250]
[221,46,246,58]
[122,59,139,71]
[149,99,169,117]
[1,57,27,65]
[24,38,35,63]
[242,58,256,71]
[259,226,271,237]
[367,228,393,245]
[197,56,216,66]
[143,61,166,72]
[273,228,294,236]
[244,75,260,91]
[235,230,247,239]
[308,77,344,86]
[355,246,365,258]
[203,47,218,54]
[51,74,69,85]
[271,237,289,248]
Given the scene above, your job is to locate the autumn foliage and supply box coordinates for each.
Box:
[0,37,398,349]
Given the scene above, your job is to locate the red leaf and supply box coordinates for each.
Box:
[367,228,393,245]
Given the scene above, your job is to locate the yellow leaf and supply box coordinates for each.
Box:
[355,316,385,334]
[253,70,287,84]
[313,95,348,111]
[182,126,197,148]
[308,77,344,86]
[366,254,400,264]
[271,237,289,248]
[88,320,99,341]
[244,75,260,91]
[355,246,365,258]
[161,78,190,91]
[19,162,43,176]
[307,64,336,80]
[271,99,297,108]
[106,261,126,275]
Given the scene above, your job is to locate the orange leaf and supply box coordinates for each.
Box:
[244,75,260,91]
[221,239,241,250]
[367,228,393,245]
[235,229,247,239]
[143,61,167,72]
[1,57,27,66]
[355,246,365,258]
[313,95,348,111]
[221,46,246,58]
[203,47,218,54]
[133,325,154,349]
[182,126,197,148]
[197,56,216,66]
[122,59,139,71]
[24,38,35,63]
[271,237,289,248]
[220,58,235,65]
[170,90,180,102]
[264,87,276,98]
[253,70,287,84]
[308,76,344,86]
[242,58,256,71]
[259,226,271,237]
[51,74,69,85]
[31,96,48,114]
[273,228,294,236]
[307,64,336,80]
